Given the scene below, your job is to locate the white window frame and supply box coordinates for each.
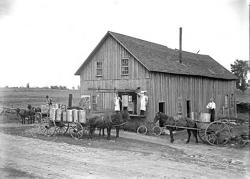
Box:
[121,58,129,76]
[96,61,103,77]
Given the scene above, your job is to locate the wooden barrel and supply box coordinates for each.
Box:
[78,110,86,124]
[49,108,56,121]
[72,109,78,122]
[200,113,210,122]
[66,109,73,122]
[197,112,211,129]
[55,109,62,121]
[62,111,67,122]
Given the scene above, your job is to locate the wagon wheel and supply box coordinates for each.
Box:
[81,124,89,135]
[137,125,147,135]
[35,112,42,124]
[152,126,162,136]
[69,122,84,139]
[39,117,56,136]
[55,122,69,135]
[205,121,231,146]
[197,129,207,143]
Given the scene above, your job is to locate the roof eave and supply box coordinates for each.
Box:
[108,31,150,72]
[74,31,110,75]
[150,70,237,80]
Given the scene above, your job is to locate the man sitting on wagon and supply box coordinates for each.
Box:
[46,95,53,106]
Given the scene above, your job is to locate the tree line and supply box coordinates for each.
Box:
[230,59,250,93]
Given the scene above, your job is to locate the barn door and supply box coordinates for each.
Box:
[96,93,103,111]
[159,102,165,113]
[186,100,191,118]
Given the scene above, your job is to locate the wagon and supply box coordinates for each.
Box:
[37,105,89,139]
[138,113,233,146]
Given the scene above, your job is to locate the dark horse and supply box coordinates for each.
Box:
[154,112,198,144]
[16,104,36,124]
[88,110,130,140]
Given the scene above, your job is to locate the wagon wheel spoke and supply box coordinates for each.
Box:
[205,121,231,146]
[39,118,49,134]
[216,126,231,145]
[153,126,162,136]
[82,126,89,135]
[35,112,42,124]
[207,133,217,145]
[70,122,83,139]
[39,118,56,136]
[197,129,207,143]
[137,125,147,135]
[55,122,69,136]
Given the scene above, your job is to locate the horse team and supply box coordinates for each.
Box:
[16,104,41,124]
[87,110,130,140]
[16,105,198,144]
[154,112,198,144]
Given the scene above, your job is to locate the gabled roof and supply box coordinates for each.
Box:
[75,31,237,80]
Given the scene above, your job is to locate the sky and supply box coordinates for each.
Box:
[0,0,248,88]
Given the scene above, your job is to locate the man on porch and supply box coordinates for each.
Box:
[137,91,148,116]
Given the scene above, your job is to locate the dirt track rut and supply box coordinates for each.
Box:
[0,130,249,179]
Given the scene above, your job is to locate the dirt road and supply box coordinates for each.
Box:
[0,125,249,179]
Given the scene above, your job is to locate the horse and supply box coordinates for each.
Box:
[154,112,198,144]
[98,127,105,136]
[16,105,37,124]
[16,108,27,124]
[87,110,130,140]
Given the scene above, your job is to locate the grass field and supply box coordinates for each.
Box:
[0,87,81,109]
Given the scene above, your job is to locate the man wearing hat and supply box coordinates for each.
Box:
[137,91,148,116]
[206,97,216,122]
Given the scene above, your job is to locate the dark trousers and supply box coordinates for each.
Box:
[209,109,215,122]
[140,110,145,116]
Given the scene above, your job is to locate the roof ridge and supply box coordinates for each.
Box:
[109,31,169,48]
[109,31,212,57]
[76,31,237,80]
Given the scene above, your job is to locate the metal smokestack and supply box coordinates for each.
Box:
[179,27,182,63]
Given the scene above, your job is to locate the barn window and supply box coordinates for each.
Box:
[96,61,103,77]
[121,58,129,76]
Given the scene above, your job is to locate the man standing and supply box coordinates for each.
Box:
[206,98,216,122]
[46,95,53,107]
[137,91,148,116]
[114,93,121,113]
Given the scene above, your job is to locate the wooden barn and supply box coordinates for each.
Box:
[75,31,237,121]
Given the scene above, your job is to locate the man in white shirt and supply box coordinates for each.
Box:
[137,91,148,115]
[114,93,121,113]
[206,98,216,122]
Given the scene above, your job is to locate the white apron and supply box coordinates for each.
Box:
[114,97,120,111]
[140,95,148,111]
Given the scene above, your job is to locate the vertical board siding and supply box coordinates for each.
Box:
[80,36,149,81]
[79,35,236,122]
[148,72,236,122]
